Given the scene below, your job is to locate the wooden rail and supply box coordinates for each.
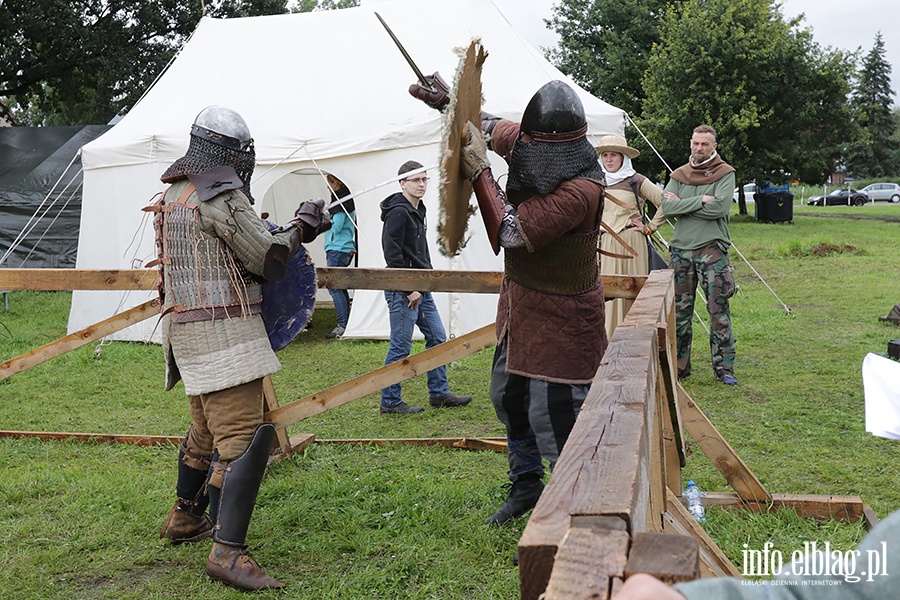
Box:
[517,269,866,599]
[1,267,867,598]
[0,268,646,299]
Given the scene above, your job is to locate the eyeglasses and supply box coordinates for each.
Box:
[404,176,429,185]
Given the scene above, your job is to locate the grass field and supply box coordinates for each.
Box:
[1,201,899,598]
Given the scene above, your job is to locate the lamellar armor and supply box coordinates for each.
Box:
[152,182,264,322]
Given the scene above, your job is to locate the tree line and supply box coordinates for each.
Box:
[1,0,896,186]
[549,0,899,187]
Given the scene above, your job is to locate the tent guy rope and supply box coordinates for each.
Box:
[0,151,82,268]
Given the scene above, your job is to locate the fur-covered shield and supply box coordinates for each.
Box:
[438,39,487,257]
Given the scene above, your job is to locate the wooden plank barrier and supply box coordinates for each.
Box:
[0,268,647,299]
[519,268,867,599]
[523,270,680,600]
[1,267,869,599]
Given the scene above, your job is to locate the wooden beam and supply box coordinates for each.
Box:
[658,322,686,471]
[262,376,293,457]
[0,430,181,446]
[625,532,699,584]
[541,527,629,600]
[0,429,506,457]
[0,269,158,290]
[0,268,646,299]
[519,325,658,600]
[314,437,507,452]
[0,299,160,382]
[287,433,317,454]
[702,492,865,523]
[265,324,496,427]
[676,382,771,502]
[863,505,880,531]
[663,487,741,578]
[317,267,502,294]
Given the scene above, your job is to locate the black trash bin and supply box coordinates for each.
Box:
[755,190,794,223]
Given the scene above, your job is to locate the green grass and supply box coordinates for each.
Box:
[1,203,900,596]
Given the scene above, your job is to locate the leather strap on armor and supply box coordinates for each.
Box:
[471,168,506,255]
[209,423,276,548]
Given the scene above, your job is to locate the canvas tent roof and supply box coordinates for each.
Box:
[0,125,110,269]
[70,0,626,342]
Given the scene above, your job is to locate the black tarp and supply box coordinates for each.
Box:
[0,125,110,268]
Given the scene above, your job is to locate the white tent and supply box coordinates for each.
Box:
[69,0,626,342]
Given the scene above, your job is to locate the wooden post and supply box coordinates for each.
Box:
[625,532,699,584]
[261,376,293,458]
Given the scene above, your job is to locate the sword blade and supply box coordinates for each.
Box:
[374,11,434,90]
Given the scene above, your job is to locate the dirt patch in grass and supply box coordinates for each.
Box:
[70,561,183,590]
[809,242,857,256]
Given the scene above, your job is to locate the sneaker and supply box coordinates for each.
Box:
[326,325,345,339]
[719,373,738,386]
[429,392,473,408]
[380,401,425,415]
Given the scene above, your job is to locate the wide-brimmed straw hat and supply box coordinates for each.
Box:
[595,134,639,159]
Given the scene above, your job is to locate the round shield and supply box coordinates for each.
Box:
[261,223,317,351]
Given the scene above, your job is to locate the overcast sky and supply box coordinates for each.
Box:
[469,0,900,107]
[359,0,897,105]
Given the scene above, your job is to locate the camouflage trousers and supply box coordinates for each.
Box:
[670,243,736,378]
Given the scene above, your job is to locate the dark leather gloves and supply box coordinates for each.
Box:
[292,198,332,243]
[408,71,450,112]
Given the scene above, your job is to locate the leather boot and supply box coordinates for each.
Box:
[160,445,212,543]
[487,475,544,525]
[206,542,284,591]
[160,501,212,543]
[205,423,284,591]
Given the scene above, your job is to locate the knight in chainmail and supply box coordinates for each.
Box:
[410,79,608,527]
[153,106,330,591]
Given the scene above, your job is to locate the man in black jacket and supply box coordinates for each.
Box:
[379,160,472,414]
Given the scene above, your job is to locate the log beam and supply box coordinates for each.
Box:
[0,268,646,299]
[0,299,160,382]
[265,324,496,428]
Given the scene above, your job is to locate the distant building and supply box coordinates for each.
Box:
[0,98,18,127]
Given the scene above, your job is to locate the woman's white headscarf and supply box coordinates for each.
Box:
[600,154,636,187]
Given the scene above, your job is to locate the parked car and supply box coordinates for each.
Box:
[733,183,757,203]
[860,182,900,203]
[807,188,868,206]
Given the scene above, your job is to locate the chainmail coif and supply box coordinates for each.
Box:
[160,135,257,203]
[506,135,605,198]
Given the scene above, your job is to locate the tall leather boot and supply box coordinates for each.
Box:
[160,445,212,543]
[205,423,285,591]
[487,474,544,525]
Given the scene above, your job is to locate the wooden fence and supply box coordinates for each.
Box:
[0,267,873,598]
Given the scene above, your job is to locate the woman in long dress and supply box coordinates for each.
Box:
[597,135,666,339]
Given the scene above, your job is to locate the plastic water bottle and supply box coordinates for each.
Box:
[684,480,706,523]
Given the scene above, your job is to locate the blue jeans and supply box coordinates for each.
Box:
[325,250,353,327]
[381,290,449,407]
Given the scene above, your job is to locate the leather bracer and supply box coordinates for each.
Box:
[471,167,506,255]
